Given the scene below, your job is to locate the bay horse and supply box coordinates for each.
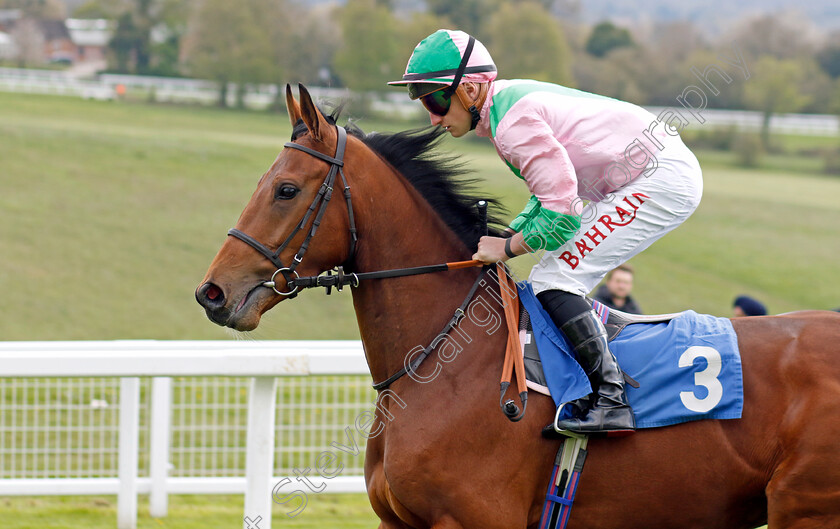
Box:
[196,84,840,528]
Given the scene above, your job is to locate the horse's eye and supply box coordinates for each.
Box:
[276,185,299,200]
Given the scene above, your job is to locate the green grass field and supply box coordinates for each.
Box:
[1,91,835,527]
[2,92,838,344]
[0,494,380,528]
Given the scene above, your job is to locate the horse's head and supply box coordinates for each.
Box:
[196,84,356,331]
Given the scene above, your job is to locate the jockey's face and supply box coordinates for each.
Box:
[428,82,480,138]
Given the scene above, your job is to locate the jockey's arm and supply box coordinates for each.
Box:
[495,113,581,252]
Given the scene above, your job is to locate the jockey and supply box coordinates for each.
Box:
[389,29,703,435]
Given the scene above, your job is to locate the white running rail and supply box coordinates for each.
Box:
[0,340,373,529]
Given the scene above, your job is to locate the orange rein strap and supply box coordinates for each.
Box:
[446,259,485,270]
[497,262,528,422]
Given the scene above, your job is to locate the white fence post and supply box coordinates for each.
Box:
[117,377,140,529]
[243,376,278,529]
[149,376,172,517]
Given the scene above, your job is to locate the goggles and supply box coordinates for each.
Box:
[407,83,453,116]
[420,87,454,117]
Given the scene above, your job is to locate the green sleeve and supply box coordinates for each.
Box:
[508,195,541,232]
[509,196,580,252]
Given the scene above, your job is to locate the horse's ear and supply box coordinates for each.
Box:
[285,84,302,126]
[298,83,330,142]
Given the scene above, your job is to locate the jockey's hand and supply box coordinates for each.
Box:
[473,236,508,264]
[473,232,525,263]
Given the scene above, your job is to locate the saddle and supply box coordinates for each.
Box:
[513,280,743,430]
[521,299,680,397]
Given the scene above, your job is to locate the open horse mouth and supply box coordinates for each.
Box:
[195,281,271,331]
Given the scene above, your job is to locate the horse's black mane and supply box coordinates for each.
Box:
[291,109,506,251]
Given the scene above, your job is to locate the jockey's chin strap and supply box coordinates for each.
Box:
[447,35,485,131]
[453,82,488,131]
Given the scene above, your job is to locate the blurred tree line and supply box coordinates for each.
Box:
[21,0,840,116]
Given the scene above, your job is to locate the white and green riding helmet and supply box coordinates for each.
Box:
[389,29,497,126]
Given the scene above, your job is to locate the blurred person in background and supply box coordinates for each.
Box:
[732,295,767,317]
[593,264,643,314]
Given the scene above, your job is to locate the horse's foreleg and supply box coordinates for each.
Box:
[767,474,840,528]
[377,515,466,529]
[428,516,465,529]
[766,439,840,527]
[368,468,472,529]
[766,370,840,528]
[368,462,423,529]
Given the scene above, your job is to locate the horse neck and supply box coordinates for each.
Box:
[346,152,483,385]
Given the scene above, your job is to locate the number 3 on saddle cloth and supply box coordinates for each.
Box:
[516,282,744,428]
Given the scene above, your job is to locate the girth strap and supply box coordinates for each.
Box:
[539,436,589,529]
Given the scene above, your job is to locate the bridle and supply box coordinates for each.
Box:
[228,123,490,298]
[225,123,506,395]
[227,125,357,298]
[225,121,526,420]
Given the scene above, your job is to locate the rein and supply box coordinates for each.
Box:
[290,258,484,293]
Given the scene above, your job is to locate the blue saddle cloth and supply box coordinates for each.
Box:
[518,282,744,429]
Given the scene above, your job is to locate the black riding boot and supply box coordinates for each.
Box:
[555,310,635,434]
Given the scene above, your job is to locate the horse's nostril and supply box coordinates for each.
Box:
[206,284,222,301]
[197,282,226,308]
